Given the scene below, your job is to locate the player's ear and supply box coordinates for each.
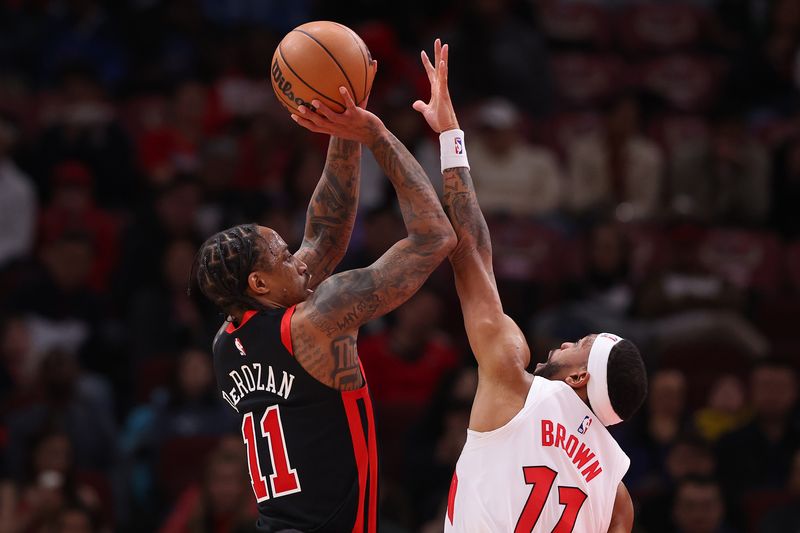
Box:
[248,271,270,295]
[565,370,589,389]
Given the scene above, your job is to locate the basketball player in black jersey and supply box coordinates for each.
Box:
[195,84,456,533]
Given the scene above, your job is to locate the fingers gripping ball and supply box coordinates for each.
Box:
[271,21,375,114]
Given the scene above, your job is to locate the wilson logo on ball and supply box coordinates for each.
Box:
[271,59,314,110]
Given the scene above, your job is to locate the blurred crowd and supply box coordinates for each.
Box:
[0,0,799,532]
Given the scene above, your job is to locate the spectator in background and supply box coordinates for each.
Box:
[4,350,116,478]
[0,315,38,408]
[447,0,552,117]
[47,504,100,533]
[38,161,119,292]
[716,361,799,515]
[671,477,731,533]
[9,232,106,364]
[618,369,689,493]
[116,175,202,305]
[693,374,751,442]
[194,136,242,235]
[35,66,136,207]
[567,93,663,221]
[0,430,102,533]
[531,221,641,350]
[635,227,768,359]
[39,0,127,88]
[234,111,298,196]
[638,437,718,533]
[359,289,460,476]
[128,239,217,360]
[0,114,36,271]
[137,80,211,187]
[468,99,562,218]
[670,109,771,225]
[120,349,238,518]
[407,365,477,530]
[159,436,257,533]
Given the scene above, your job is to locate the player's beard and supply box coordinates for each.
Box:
[533,361,564,380]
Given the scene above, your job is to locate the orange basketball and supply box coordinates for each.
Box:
[270,21,374,114]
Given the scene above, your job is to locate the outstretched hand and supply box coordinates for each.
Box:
[291,85,383,145]
[413,39,459,133]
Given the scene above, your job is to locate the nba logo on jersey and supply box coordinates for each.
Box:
[454,137,463,154]
[577,415,593,434]
[235,337,247,357]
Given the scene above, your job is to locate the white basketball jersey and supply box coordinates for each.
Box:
[444,376,630,532]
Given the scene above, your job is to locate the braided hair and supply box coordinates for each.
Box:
[193,224,274,317]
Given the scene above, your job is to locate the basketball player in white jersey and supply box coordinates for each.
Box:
[412,40,648,532]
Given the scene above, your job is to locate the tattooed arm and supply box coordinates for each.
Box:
[414,40,530,396]
[294,137,360,289]
[289,86,456,390]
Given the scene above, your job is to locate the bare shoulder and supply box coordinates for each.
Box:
[290,298,364,391]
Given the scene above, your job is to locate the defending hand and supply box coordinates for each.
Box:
[412,39,459,133]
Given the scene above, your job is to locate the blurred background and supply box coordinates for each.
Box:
[0,0,798,531]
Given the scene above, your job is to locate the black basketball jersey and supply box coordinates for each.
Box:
[212,306,378,533]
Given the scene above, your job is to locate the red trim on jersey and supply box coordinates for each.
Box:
[447,471,458,525]
[363,387,378,530]
[342,390,368,533]
[342,366,377,533]
[280,305,296,355]
[225,310,258,334]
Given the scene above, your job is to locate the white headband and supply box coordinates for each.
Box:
[587,333,624,426]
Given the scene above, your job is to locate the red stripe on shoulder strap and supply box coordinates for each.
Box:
[225,310,258,334]
[280,305,296,356]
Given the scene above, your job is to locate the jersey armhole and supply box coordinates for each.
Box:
[281,305,297,356]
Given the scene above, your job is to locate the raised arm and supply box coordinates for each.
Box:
[414,40,530,381]
[289,87,456,389]
[294,137,361,290]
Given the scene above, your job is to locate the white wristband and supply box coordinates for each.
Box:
[440,129,470,173]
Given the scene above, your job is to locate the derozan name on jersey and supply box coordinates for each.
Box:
[222,363,296,411]
[540,419,603,482]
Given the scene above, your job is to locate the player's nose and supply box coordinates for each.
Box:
[297,259,308,274]
[560,342,572,350]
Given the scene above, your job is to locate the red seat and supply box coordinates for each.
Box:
[118,94,169,137]
[622,223,672,283]
[551,54,626,108]
[697,229,783,293]
[742,489,794,533]
[135,357,176,403]
[618,3,706,53]
[638,55,723,112]
[157,436,221,503]
[538,0,612,47]
[487,218,578,284]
